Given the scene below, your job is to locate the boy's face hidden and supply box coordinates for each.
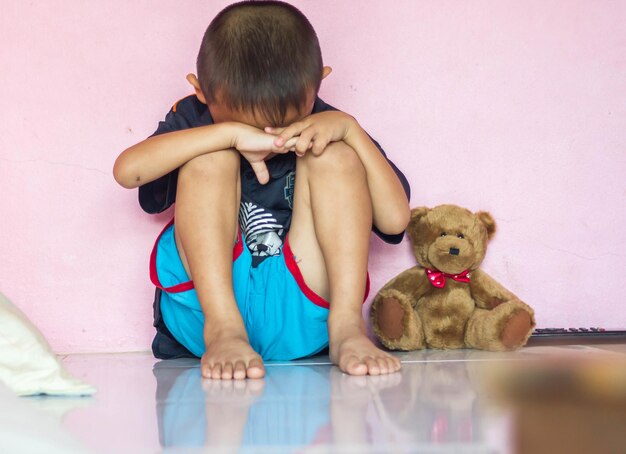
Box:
[186,68,331,129]
[208,95,314,130]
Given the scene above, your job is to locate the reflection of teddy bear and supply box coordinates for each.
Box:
[371,205,535,351]
[375,351,483,444]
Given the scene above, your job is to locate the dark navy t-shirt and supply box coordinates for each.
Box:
[139,95,410,266]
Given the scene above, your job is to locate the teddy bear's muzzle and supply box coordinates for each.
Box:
[428,239,474,274]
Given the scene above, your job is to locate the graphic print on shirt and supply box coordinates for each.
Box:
[239,201,284,266]
[284,171,295,209]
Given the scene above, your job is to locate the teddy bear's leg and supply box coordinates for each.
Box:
[465,301,535,351]
[371,289,425,351]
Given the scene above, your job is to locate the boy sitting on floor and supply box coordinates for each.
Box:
[114,1,411,380]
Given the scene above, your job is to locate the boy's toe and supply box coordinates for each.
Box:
[376,357,390,374]
[211,363,223,380]
[246,359,265,379]
[221,362,234,380]
[233,361,247,380]
[365,357,381,375]
[381,355,399,373]
[342,355,368,376]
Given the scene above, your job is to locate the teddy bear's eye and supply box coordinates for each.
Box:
[440,232,447,237]
[457,233,465,239]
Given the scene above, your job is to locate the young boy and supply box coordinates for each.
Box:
[114,1,410,380]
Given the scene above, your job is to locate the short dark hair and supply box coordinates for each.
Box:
[197,1,323,126]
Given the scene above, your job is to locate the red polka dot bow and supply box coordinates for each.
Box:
[425,268,471,288]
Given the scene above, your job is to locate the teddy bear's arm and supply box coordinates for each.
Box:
[469,269,522,309]
[379,266,431,306]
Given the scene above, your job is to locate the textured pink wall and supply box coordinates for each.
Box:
[1,1,625,353]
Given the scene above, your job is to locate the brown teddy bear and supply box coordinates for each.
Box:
[370,204,535,352]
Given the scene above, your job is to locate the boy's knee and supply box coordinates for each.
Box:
[303,141,364,176]
[179,149,239,182]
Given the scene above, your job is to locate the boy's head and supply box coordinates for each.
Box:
[188,1,330,127]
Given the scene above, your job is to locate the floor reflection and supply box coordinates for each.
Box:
[0,383,92,454]
[153,351,498,452]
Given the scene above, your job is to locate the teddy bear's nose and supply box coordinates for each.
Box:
[449,247,460,256]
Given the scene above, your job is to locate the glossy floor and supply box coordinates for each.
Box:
[2,345,625,453]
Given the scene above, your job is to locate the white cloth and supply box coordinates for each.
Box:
[0,292,96,396]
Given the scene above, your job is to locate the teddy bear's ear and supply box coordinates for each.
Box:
[476,211,496,240]
[410,207,429,223]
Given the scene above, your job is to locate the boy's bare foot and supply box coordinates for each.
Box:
[329,325,401,376]
[201,334,265,380]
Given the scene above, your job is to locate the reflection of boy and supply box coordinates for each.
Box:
[153,361,330,449]
[114,1,410,379]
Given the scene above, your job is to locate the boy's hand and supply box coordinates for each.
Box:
[265,111,356,158]
[232,123,298,184]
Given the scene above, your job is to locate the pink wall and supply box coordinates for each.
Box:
[1,1,625,354]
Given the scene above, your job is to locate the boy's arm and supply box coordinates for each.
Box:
[113,122,298,190]
[367,135,411,243]
[269,111,411,236]
[113,123,237,189]
[343,120,411,235]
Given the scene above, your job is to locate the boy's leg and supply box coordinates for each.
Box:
[288,141,401,376]
[174,150,264,380]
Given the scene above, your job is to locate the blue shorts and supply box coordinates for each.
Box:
[149,220,369,361]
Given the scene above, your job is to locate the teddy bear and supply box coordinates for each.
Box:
[370,204,535,352]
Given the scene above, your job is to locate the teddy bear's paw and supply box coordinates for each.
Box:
[465,303,535,351]
[371,290,425,351]
[501,309,533,349]
[376,296,406,341]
